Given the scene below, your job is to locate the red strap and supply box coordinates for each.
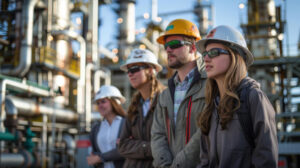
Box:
[185,97,192,144]
[164,109,170,144]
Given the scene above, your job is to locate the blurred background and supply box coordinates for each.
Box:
[0,0,299,167]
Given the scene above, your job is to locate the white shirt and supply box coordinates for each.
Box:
[97,116,122,168]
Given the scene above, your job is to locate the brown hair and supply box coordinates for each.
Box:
[109,99,126,117]
[197,46,247,135]
[127,67,165,121]
[183,36,197,57]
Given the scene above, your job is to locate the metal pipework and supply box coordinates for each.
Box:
[0,0,38,76]
[0,153,25,167]
[5,96,78,123]
[87,0,99,64]
[94,68,111,93]
[85,63,94,131]
[99,45,118,61]
[51,30,86,129]
[0,150,36,167]
[0,77,55,131]
[118,0,136,60]
[62,134,76,156]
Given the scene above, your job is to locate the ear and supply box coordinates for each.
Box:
[190,44,197,53]
[147,67,154,75]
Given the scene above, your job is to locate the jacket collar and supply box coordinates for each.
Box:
[168,66,206,103]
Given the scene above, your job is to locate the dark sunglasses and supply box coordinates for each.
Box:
[127,65,149,74]
[164,40,192,50]
[202,48,230,60]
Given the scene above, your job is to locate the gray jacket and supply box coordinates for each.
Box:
[197,77,278,168]
[151,67,206,168]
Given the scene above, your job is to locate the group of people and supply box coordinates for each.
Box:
[86,19,278,168]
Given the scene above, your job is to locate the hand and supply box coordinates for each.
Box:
[116,138,120,145]
[86,153,102,165]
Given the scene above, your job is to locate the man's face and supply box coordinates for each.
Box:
[164,35,195,69]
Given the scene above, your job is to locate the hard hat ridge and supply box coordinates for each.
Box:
[94,85,126,104]
[156,19,201,44]
[120,48,162,72]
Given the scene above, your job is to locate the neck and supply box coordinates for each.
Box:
[105,113,116,125]
[177,60,196,82]
[138,82,151,100]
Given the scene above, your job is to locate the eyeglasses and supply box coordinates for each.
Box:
[202,48,230,60]
[127,65,149,74]
[164,40,192,50]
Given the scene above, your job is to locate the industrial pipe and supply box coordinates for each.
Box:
[0,0,38,76]
[51,30,86,129]
[85,63,94,130]
[0,76,55,131]
[94,68,111,93]
[62,134,76,156]
[99,45,118,61]
[88,0,99,64]
[0,153,25,167]
[5,96,78,123]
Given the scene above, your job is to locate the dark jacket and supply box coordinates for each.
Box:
[118,95,159,168]
[197,77,278,168]
[151,67,207,168]
[90,119,125,168]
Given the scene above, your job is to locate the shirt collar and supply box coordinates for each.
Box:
[140,97,150,104]
[103,115,122,123]
[174,67,197,85]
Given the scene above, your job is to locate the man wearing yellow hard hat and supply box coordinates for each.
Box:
[151,19,206,167]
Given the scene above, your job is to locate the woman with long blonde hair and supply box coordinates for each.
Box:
[118,48,165,168]
[196,25,278,168]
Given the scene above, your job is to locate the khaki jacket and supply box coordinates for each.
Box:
[197,77,278,168]
[151,67,206,168]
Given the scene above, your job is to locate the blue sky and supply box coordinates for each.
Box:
[99,0,300,56]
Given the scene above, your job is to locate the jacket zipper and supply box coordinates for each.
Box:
[215,111,220,166]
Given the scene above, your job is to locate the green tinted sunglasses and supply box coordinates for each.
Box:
[164,40,192,50]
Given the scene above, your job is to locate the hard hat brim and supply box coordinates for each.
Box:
[120,62,162,72]
[157,35,166,44]
[93,95,126,104]
[196,39,254,67]
[157,34,201,44]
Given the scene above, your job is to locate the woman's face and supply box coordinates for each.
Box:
[96,98,113,118]
[127,63,151,89]
[203,43,231,80]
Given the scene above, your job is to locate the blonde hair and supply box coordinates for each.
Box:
[197,46,247,135]
[109,99,126,117]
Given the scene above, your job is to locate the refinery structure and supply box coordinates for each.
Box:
[0,0,299,167]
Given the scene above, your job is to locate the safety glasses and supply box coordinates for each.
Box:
[164,40,192,50]
[202,48,230,60]
[127,65,149,74]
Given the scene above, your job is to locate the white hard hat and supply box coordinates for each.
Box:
[196,25,254,67]
[94,85,126,104]
[120,48,162,72]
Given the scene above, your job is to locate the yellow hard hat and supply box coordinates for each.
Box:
[157,19,201,44]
